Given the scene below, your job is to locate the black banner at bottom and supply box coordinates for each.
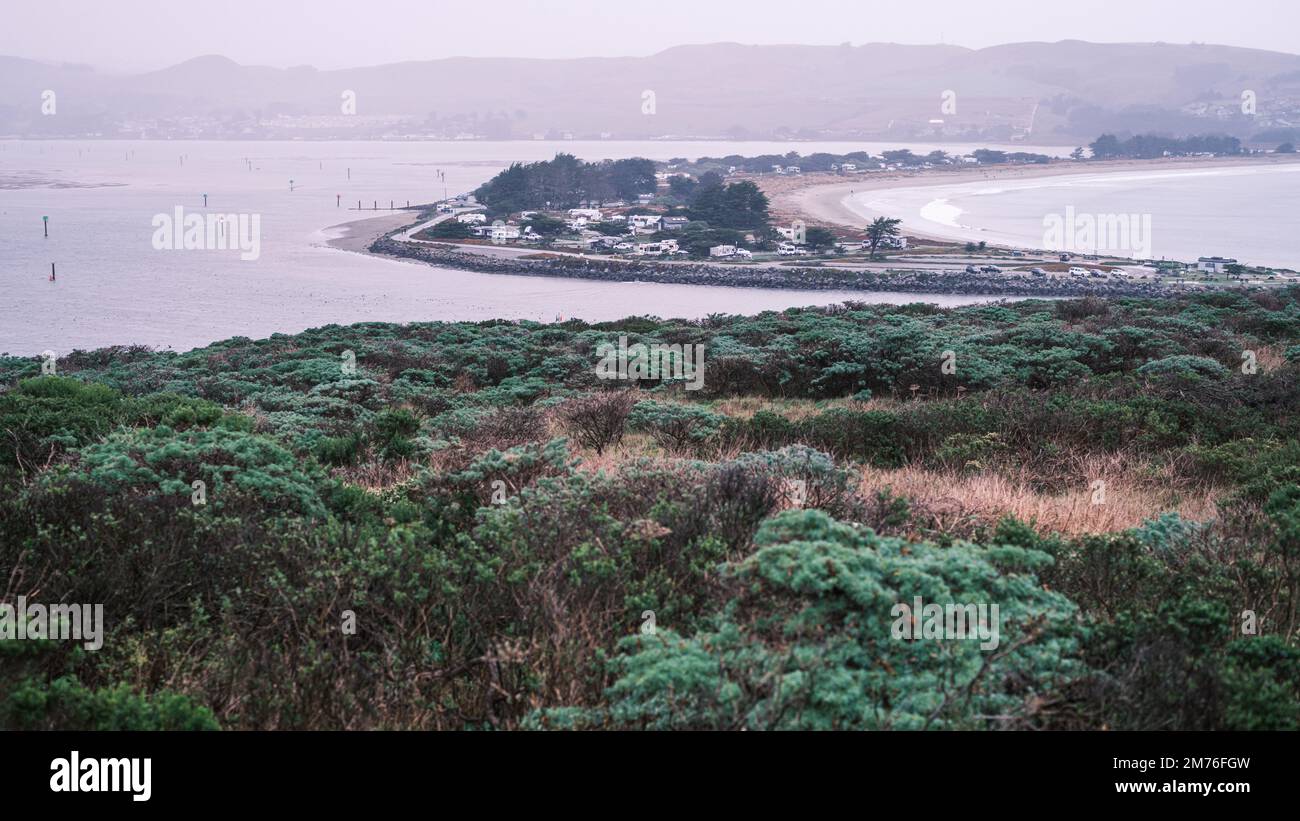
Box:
[4,731,1286,809]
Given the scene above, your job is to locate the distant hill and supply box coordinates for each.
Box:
[3,41,1300,142]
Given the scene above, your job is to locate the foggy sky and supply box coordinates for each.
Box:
[3,0,1297,72]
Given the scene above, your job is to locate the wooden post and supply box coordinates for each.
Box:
[43,216,48,237]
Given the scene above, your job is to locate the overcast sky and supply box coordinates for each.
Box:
[3,0,1297,71]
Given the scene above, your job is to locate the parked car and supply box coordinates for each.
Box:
[1030,267,1048,276]
[981,265,1002,273]
[1068,266,1090,276]
[965,265,979,274]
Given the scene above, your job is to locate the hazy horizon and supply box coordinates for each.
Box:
[3,0,1298,72]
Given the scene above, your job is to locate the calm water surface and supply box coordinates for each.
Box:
[0,139,1062,355]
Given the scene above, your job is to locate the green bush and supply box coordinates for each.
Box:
[798,408,905,467]
[2,675,218,731]
[536,509,1080,730]
[628,401,725,454]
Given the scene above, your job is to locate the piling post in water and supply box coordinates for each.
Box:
[203,193,208,207]
[43,215,48,238]
[337,194,341,208]
[50,263,56,281]
[290,179,295,192]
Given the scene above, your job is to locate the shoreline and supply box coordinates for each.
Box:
[766,154,1300,248]
[323,155,1300,300]
[320,212,417,254]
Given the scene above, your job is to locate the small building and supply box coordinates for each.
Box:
[1197,256,1238,273]
[473,222,521,241]
[567,208,603,221]
[457,213,487,224]
[628,214,664,233]
[662,216,690,231]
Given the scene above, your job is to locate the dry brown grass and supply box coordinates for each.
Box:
[433,393,1236,537]
[859,453,1225,536]
[568,430,750,470]
[337,457,418,492]
[1247,342,1289,373]
[710,396,864,420]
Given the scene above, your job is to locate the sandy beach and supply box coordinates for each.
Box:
[765,154,1300,244]
[321,212,417,253]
